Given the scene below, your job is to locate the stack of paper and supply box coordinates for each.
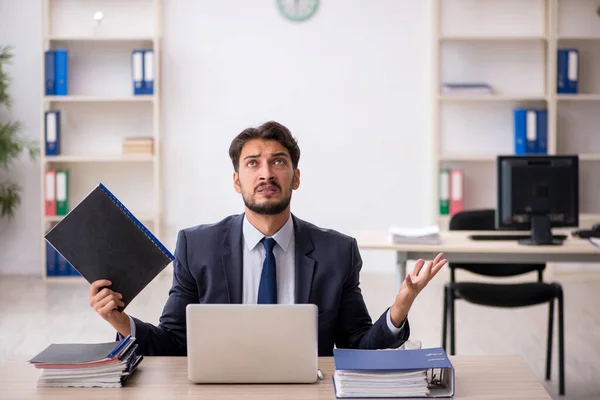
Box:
[332,347,455,399]
[441,82,493,95]
[29,336,142,388]
[122,137,154,155]
[388,226,440,244]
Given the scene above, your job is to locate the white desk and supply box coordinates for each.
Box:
[354,230,600,289]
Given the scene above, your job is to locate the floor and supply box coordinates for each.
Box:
[1,266,599,400]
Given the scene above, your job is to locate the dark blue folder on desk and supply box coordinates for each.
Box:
[333,347,455,398]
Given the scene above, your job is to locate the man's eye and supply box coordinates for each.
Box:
[274,159,284,164]
[247,161,257,167]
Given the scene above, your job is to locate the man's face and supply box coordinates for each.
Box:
[233,139,300,215]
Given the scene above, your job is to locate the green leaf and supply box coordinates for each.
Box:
[0,45,14,108]
[0,181,21,218]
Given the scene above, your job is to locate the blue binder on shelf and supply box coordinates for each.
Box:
[132,50,144,95]
[143,50,154,95]
[332,347,455,398]
[44,110,60,156]
[536,109,548,154]
[44,51,56,96]
[54,49,68,96]
[558,49,579,94]
[46,241,57,277]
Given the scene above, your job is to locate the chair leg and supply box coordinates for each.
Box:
[557,284,565,396]
[449,286,456,356]
[442,284,448,351]
[546,299,554,381]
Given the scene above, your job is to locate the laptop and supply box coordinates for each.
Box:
[185,303,319,383]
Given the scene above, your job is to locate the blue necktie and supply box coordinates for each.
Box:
[257,237,277,304]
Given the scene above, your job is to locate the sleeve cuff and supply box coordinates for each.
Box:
[117,316,137,340]
[386,309,405,334]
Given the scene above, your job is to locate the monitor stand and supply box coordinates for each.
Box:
[519,215,563,246]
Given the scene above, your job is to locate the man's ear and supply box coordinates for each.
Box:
[292,169,300,190]
[233,172,242,194]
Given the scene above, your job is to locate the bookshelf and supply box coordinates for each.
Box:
[433,0,600,231]
[40,0,163,280]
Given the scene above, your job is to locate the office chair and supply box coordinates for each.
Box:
[441,209,565,396]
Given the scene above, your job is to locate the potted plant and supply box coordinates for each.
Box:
[0,45,38,218]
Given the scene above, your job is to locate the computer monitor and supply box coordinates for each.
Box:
[496,155,579,246]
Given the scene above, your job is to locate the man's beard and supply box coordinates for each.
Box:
[243,181,292,215]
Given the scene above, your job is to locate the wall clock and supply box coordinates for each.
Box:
[276,0,319,22]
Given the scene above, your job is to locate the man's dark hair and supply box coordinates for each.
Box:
[229,121,300,172]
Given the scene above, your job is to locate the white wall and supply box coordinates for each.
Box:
[0,0,432,275]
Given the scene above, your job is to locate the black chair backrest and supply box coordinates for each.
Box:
[449,209,545,280]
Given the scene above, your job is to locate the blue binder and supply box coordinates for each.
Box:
[46,242,57,277]
[44,110,60,156]
[143,50,154,95]
[54,49,68,96]
[514,108,528,155]
[44,51,56,96]
[536,109,548,154]
[558,49,579,94]
[132,50,144,95]
[333,347,455,398]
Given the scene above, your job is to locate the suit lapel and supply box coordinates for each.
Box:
[221,214,244,304]
[293,215,316,304]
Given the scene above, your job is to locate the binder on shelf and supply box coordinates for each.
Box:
[132,50,144,95]
[46,242,57,277]
[44,50,56,96]
[45,170,56,217]
[54,49,68,96]
[514,108,527,155]
[439,168,449,216]
[557,49,579,94]
[536,109,548,154]
[449,169,463,216]
[525,109,537,153]
[56,170,68,216]
[45,183,174,311]
[332,347,454,398]
[143,50,154,95]
[44,110,60,156]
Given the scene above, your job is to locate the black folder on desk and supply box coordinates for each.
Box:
[45,183,175,311]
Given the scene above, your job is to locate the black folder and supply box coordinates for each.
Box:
[45,183,175,311]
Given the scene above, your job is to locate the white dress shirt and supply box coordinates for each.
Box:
[126,214,404,337]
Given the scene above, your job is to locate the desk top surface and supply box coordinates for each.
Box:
[0,355,551,399]
[354,230,600,255]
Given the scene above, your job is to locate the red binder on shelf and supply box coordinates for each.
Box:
[45,169,56,217]
[449,169,463,216]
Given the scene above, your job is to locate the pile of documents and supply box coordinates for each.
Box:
[332,347,454,398]
[388,225,440,244]
[122,137,154,155]
[29,335,142,388]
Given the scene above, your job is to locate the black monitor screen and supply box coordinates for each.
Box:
[497,155,579,230]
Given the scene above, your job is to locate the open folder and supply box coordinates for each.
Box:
[45,183,175,311]
[332,347,454,398]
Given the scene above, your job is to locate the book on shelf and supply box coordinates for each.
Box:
[29,335,142,388]
[332,347,454,398]
[441,82,492,95]
[122,137,154,155]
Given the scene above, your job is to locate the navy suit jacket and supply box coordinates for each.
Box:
[130,214,410,356]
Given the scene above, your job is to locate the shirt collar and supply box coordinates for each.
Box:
[243,213,294,253]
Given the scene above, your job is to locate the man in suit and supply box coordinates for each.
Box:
[89,121,447,356]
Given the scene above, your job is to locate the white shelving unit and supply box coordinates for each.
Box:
[432,0,600,231]
[40,0,163,280]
